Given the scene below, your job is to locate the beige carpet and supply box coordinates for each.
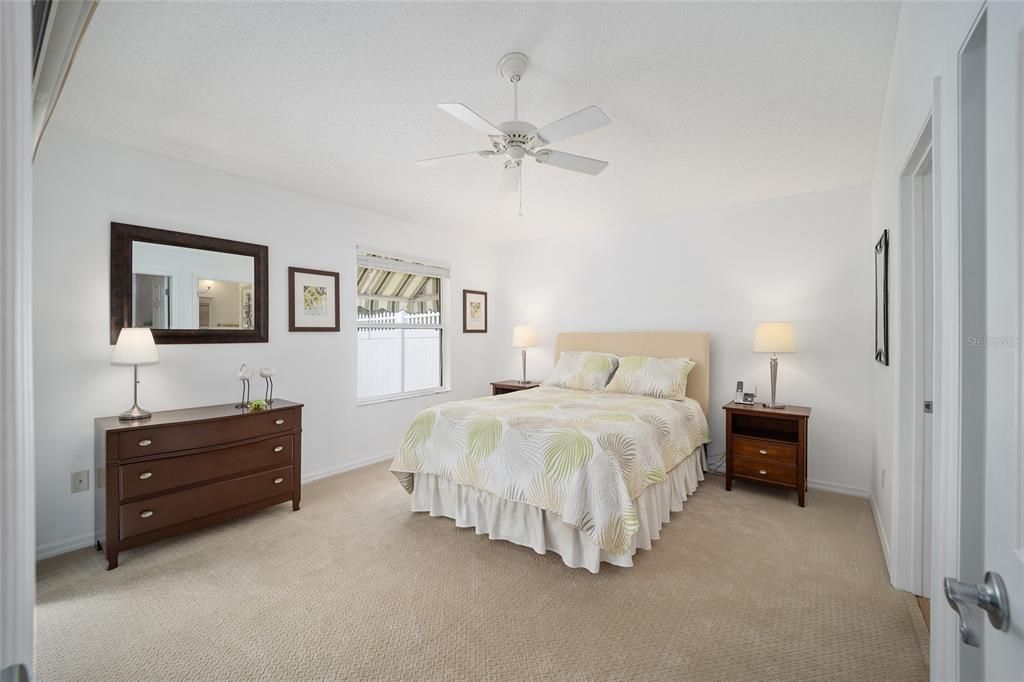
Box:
[36,462,928,681]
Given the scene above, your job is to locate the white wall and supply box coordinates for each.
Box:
[32,126,501,557]
[496,185,875,495]
[867,0,983,574]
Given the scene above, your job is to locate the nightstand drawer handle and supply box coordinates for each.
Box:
[273,477,285,484]
[273,445,284,453]
[275,418,285,425]
[138,472,153,480]
[138,439,152,447]
[759,449,768,455]
[759,469,768,475]
[139,510,154,519]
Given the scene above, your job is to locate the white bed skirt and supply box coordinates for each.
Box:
[410,447,705,573]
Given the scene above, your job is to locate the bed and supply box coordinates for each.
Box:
[390,331,711,572]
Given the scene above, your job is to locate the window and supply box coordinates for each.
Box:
[356,251,449,402]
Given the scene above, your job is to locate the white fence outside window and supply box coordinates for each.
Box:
[357,311,442,400]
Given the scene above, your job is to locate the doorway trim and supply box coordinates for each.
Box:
[892,115,935,597]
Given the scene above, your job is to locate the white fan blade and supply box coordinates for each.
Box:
[414,150,495,166]
[534,105,610,144]
[534,149,608,175]
[438,103,503,136]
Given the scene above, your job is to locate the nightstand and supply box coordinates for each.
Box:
[491,380,540,396]
[723,402,811,506]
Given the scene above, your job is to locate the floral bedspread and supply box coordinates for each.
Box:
[390,387,710,554]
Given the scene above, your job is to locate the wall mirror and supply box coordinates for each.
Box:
[110,222,269,344]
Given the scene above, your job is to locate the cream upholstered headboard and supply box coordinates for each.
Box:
[554,331,711,416]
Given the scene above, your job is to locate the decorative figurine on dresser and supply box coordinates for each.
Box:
[95,400,303,569]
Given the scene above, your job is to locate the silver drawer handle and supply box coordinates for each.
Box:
[275,418,285,425]
[138,472,153,480]
[273,477,284,484]
[759,469,768,475]
[759,449,768,455]
[140,510,154,519]
[273,445,284,452]
[138,439,152,447]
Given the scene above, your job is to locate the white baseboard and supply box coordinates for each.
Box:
[807,479,869,498]
[868,491,893,579]
[37,451,398,561]
[302,450,396,484]
[37,532,95,561]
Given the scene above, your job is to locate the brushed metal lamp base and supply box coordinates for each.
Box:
[119,404,152,421]
[118,365,152,421]
[762,354,787,409]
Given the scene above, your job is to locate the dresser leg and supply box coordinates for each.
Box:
[106,553,118,570]
[292,499,300,512]
[798,489,806,507]
[725,474,732,491]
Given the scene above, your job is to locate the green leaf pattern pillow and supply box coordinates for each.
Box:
[542,351,619,391]
[604,356,695,401]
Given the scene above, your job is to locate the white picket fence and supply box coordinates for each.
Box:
[356,311,441,399]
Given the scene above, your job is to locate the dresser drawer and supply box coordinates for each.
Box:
[119,465,293,540]
[732,457,797,487]
[117,408,299,459]
[119,435,293,501]
[732,435,797,465]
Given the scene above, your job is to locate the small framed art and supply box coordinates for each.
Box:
[289,267,340,332]
[462,289,488,333]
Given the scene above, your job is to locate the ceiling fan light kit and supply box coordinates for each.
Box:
[415,52,611,216]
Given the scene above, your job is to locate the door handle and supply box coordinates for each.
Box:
[943,571,1011,647]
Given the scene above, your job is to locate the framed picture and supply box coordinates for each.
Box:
[289,267,340,332]
[874,229,889,366]
[462,289,488,333]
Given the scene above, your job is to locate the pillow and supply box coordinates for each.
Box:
[604,356,695,401]
[542,351,619,391]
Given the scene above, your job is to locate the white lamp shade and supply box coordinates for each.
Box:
[753,322,797,353]
[512,325,537,348]
[111,328,160,366]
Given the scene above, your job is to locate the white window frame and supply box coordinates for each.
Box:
[355,248,451,406]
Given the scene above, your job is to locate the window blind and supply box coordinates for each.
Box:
[356,251,450,279]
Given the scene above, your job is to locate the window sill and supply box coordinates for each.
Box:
[357,387,451,407]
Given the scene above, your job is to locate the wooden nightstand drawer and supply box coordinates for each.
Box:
[732,436,797,465]
[733,457,797,487]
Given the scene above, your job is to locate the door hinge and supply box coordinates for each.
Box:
[923,400,933,414]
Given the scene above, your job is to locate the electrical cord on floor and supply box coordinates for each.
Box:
[705,449,727,475]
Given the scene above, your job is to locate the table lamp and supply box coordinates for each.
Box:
[512,324,537,384]
[753,322,796,409]
[112,327,159,421]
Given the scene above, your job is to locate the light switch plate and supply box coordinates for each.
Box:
[71,469,90,494]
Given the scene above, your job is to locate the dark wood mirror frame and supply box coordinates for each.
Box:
[110,222,269,344]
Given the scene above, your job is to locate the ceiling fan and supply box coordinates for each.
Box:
[415,52,611,216]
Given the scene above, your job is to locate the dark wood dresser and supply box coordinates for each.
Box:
[95,400,303,569]
[723,401,811,506]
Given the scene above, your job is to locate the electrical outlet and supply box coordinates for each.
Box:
[71,469,90,494]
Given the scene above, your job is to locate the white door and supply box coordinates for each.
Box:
[0,3,36,680]
[980,1,1024,675]
[920,158,934,599]
[945,2,1024,677]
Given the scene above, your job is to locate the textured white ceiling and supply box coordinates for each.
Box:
[54,1,900,241]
